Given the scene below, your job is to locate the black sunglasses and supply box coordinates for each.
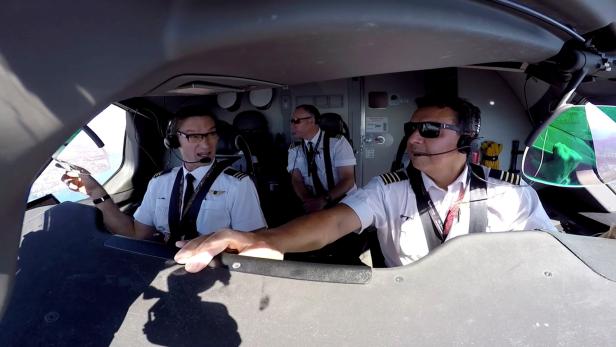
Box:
[290,116,313,124]
[404,121,461,138]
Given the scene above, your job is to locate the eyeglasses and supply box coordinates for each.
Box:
[177,130,218,144]
[404,121,461,138]
[290,116,313,124]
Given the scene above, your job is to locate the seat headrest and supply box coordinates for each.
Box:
[216,120,240,155]
[319,113,345,135]
[233,110,269,134]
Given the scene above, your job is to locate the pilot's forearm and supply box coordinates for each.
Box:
[258,204,359,253]
[327,177,354,201]
[90,189,139,238]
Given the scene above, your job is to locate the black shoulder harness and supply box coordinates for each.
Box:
[167,161,232,245]
[407,164,487,251]
[323,133,335,191]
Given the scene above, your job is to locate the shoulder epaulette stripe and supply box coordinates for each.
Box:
[234,172,247,179]
[383,172,393,184]
[224,168,248,180]
[489,169,522,185]
[289,141,301,149]
[379,169,408,185]
[153,168,172,178]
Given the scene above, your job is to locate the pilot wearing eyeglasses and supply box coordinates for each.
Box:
[62,106,267,245]
[174,95,556,272]
[287,104,357,213]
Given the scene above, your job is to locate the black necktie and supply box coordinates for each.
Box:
[307,142,326,196]
[307,142,315,164]
[183,173,195,213]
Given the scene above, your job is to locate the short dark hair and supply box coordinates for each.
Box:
[415,95,480,135]
[174,105,218,124]
[295,104,321,120]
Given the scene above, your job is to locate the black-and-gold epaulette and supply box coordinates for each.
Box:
[289,141,302,150]
[153,168,172,178]
[379,169,409,185]
[224,168,249,180]
[488,169,523,185]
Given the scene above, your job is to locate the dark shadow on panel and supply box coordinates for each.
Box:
[0,202,240,347]
[143,267,240,347]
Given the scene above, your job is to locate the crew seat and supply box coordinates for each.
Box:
[233,110,301,227]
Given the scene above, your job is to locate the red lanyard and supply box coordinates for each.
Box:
[442,186,466,238]
[424,176,469,242]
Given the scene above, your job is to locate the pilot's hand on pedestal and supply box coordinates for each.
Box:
[174,229,283,273]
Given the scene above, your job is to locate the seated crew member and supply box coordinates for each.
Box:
[174,95,557,272]
[287,104,357,213]
[62,106,267,244]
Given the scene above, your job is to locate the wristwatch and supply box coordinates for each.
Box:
[93,194,111,205]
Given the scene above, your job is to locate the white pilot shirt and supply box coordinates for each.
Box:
[287,129,357,194]
[342,165,557,267]
[133,163,267,237]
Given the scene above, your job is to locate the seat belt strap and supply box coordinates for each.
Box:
[407,164,488,251]
[167,160,232,245]
[323,132,335,192]
[407,166,442,250]
[468,163,488,233]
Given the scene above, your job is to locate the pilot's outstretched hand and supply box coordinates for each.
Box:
[174,229,283,273]
[61,169,104,197]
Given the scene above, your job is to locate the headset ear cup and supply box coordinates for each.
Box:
[457,136,471,153]
[164,119,180,149]
[164,136,177,149]
[458,103,481,153]
[164,134,180,149]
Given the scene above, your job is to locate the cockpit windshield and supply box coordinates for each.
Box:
[522,103,616,187]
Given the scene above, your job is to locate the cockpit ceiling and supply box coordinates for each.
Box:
[0,1,572,97]
[153,1,566,86]
[1,0,614,116]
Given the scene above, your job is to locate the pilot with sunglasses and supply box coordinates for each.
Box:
[174,96,556,272]
[287,104,357,213]
[62,106,267,245]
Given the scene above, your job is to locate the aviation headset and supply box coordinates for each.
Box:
[163,106,218,149]
[455,100,481,153]
[164,117,181,149]
[415,95,481,154]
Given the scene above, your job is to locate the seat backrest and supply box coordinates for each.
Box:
[215,120,239,155]
[233,111,302,227]
[233,110,275,173]
[233,111,271,151]
[319,112,353,148]
[216,120,255,177]
[391,134,409,171]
